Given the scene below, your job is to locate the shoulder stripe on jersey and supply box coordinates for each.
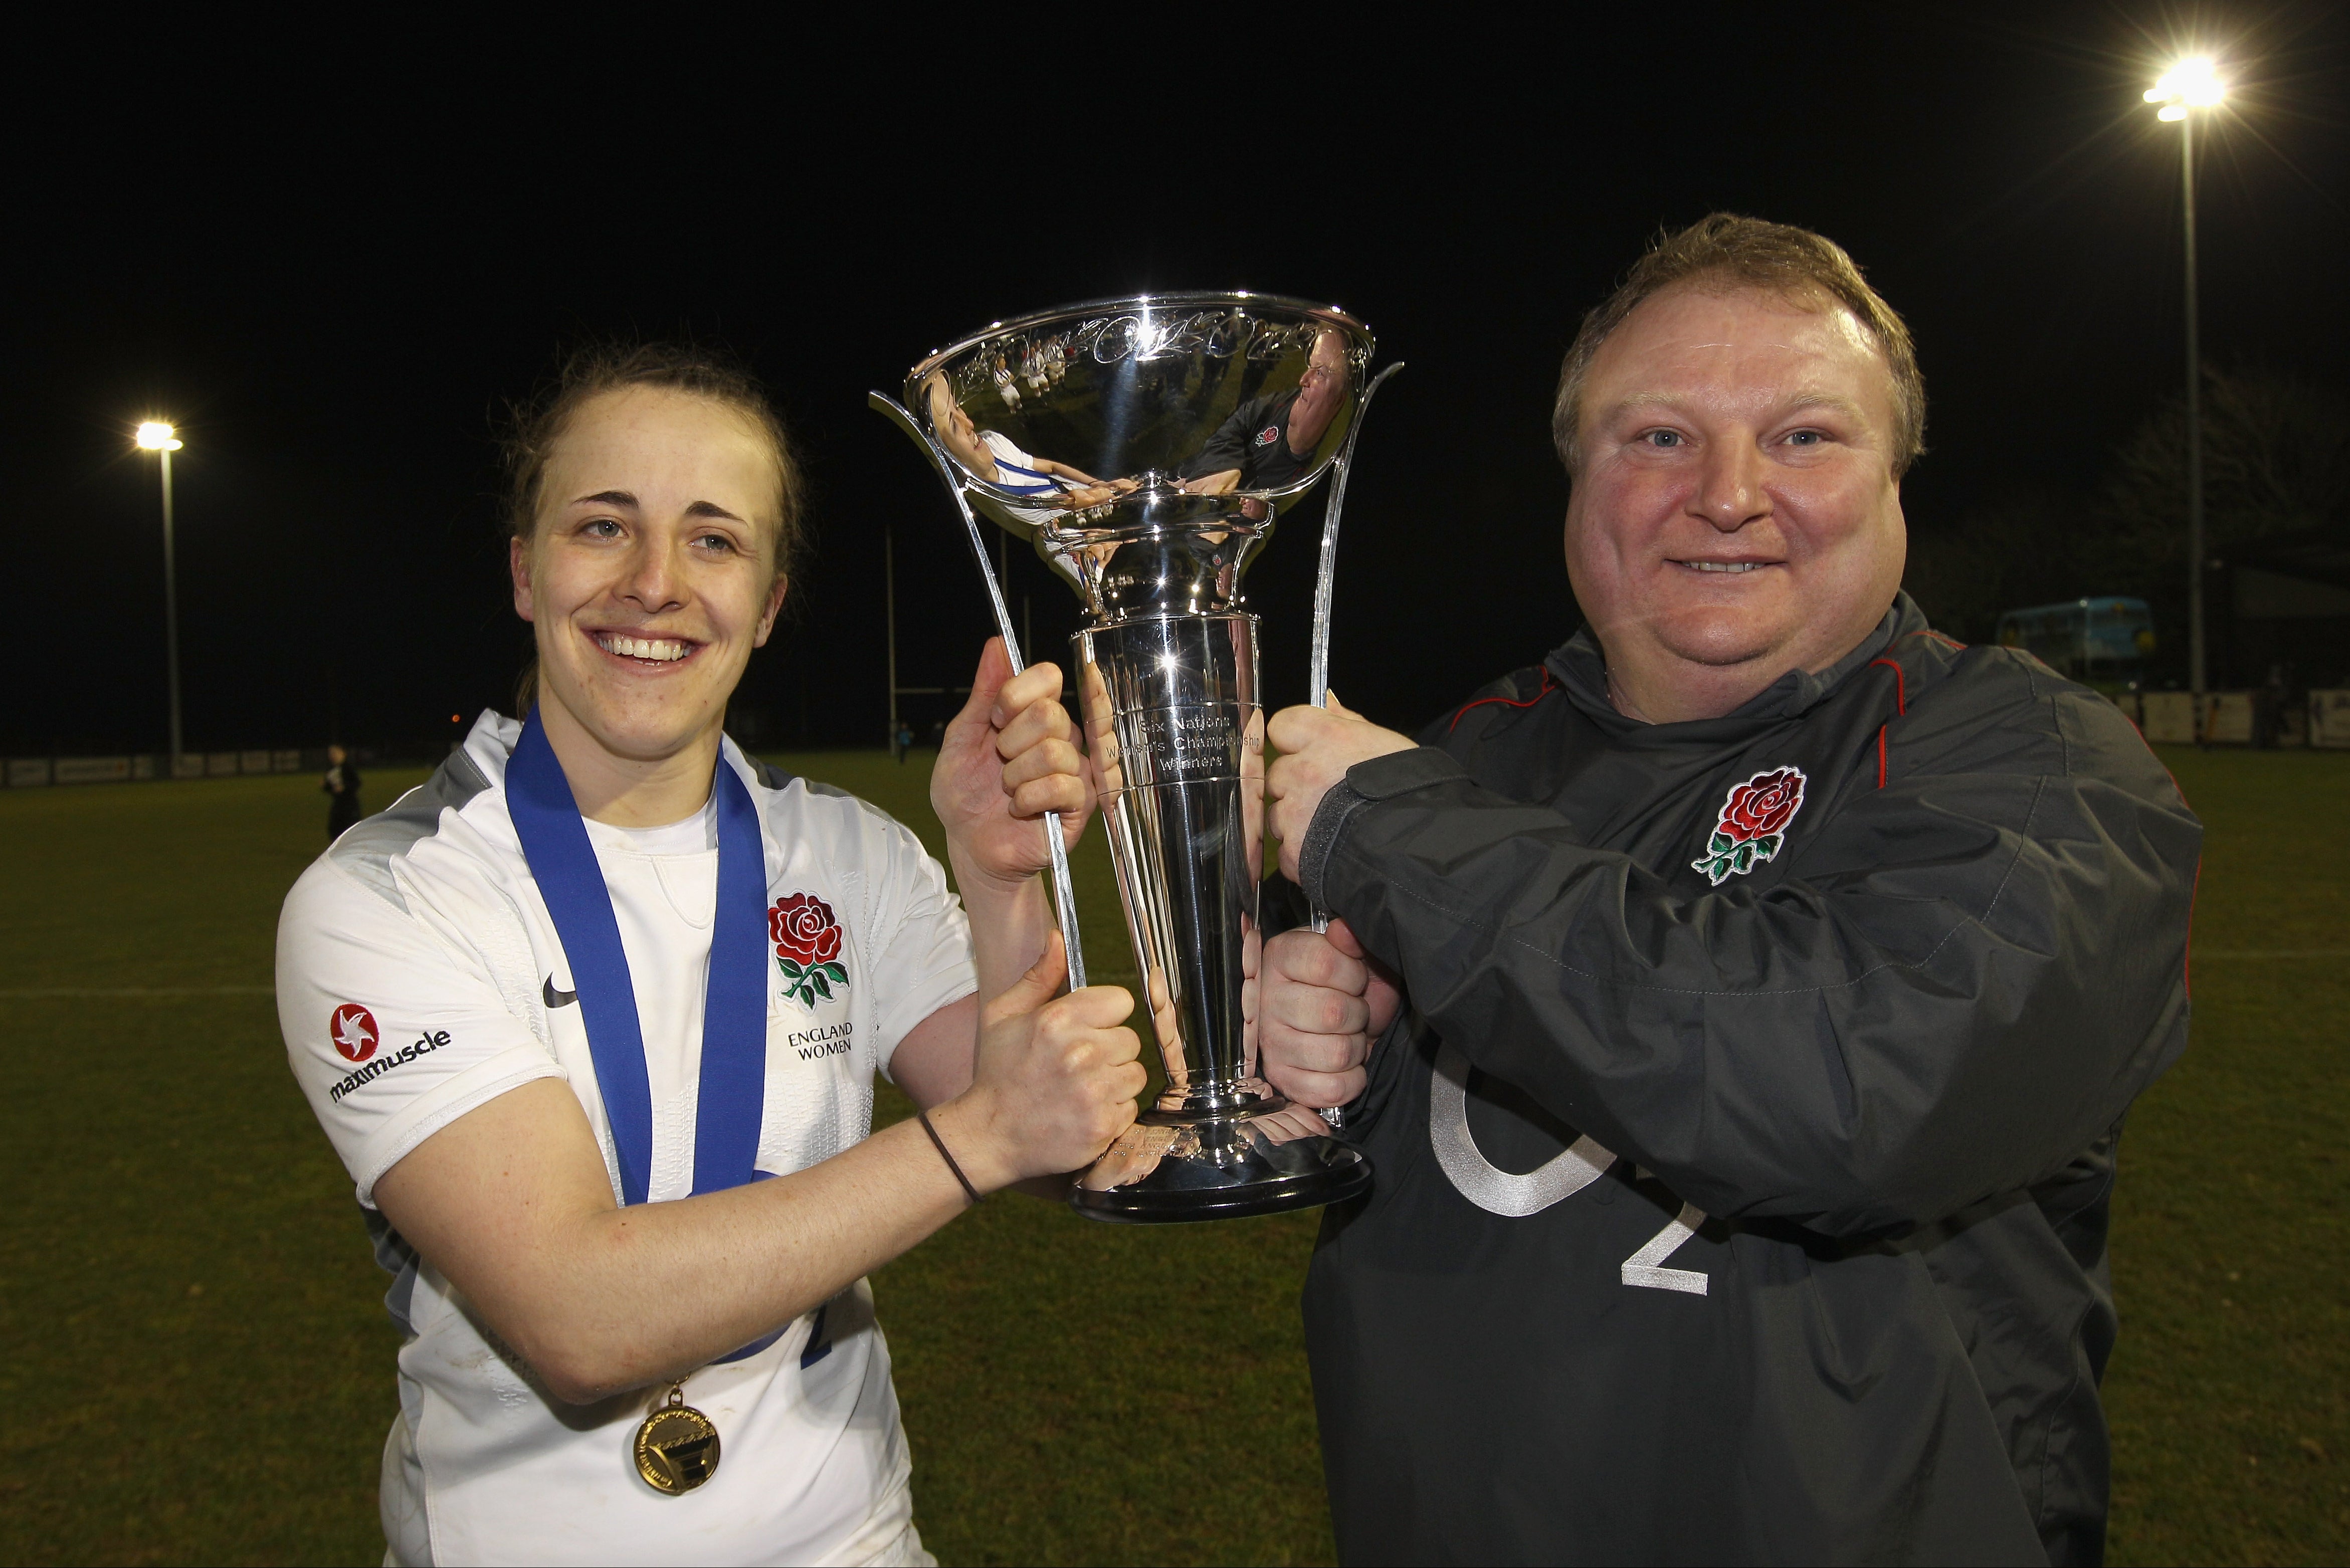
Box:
[328,745,494,911]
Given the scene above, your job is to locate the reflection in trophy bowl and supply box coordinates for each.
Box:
[904,294,1375,621]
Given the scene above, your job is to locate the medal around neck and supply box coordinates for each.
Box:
[635,1384,721,1494]
[871,294,1401,1222]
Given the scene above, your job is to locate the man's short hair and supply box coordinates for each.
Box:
[1552,213,1926,478]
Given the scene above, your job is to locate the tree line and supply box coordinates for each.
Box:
[1903,368,2350,685]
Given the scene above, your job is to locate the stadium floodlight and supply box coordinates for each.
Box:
[2146,56,2226,730]
[135,420,186,763]
[2146,56,2226,109]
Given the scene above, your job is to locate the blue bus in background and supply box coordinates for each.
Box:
[1996,598,2157,686]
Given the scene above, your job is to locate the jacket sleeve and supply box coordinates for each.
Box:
[1304,678,2199,1237]
[1177,402,1258,480]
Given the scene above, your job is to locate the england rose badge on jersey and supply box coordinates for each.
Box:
[1692,768,1807,885]
[770,894,850,1009]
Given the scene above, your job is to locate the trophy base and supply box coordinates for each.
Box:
[1068,1105,1373,1224]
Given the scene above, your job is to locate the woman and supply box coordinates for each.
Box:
[276,345,1141,1565]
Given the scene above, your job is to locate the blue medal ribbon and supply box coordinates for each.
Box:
[505,710,771,1208]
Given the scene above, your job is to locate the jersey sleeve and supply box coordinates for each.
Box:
[836,803,978,1080]
[277,855,565,1207]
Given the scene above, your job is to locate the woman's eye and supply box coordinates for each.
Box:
[583,518,622,538]
[696,533,736,554]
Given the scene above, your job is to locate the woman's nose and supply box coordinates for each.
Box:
[619,539,686,610]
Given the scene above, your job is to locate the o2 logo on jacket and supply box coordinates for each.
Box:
[770,894,851,1009]
[329,1003,380,1062]
[1691,768,1807,885]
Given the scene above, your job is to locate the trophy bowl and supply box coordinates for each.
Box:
[875,293,1395,1222]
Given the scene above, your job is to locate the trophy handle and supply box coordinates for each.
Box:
[1302,361,1402,1130]
[868,391,1088,991]
[1306,360,1406,716]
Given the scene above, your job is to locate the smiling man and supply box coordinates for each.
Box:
[1260,216,2200,1565]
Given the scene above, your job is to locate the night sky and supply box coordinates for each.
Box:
[14,4,2344,759]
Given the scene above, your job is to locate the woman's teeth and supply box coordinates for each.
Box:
[1684,560,1762,573]
[597,634,691,662]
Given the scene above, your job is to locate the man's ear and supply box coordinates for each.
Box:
[753,575,789,647]
[509,536,535,622]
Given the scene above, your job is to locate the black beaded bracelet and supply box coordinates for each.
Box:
[917,1110,982,1205]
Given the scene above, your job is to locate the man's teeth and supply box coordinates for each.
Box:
[598,634,691,662]
[1685,560,1764,573]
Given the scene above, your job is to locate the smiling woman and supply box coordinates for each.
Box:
[270,338,1145,1564]
[502,345,806,738]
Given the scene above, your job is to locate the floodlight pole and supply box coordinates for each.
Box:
[160,446,184,764]
[884,523,899,748]
[2179,107,2209,734]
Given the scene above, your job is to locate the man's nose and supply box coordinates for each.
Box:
[1691,439,1771,532]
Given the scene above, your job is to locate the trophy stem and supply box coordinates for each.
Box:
[1067,608,1369,1222]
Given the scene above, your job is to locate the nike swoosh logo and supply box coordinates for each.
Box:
[543,975,577,1009]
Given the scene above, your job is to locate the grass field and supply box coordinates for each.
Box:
[0,745,2341,1565]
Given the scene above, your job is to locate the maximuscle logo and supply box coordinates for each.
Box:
[330,1003,379,1062]
[328,1026,453,1102]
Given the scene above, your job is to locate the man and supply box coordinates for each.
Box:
[1262,215,2198,1565]
[1180,326,1352,495]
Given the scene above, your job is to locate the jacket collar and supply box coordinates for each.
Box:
[1546,593,1925,741]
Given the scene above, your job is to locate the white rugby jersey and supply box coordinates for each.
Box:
[277,712,975,1567]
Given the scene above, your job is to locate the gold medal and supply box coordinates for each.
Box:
[633,1383,721,1494]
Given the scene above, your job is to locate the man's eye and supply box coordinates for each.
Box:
[1642,430,1683,448]
[1785,430,1823,447]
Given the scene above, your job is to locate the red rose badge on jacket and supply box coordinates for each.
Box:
[770,893,850,1008]
[1691,768,1808,886]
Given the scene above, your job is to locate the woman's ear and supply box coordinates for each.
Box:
[510,536,536,621]
[754,575,789,647]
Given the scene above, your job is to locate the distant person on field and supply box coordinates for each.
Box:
[1259,215,2201,1565]
[275,344,1139,1566]
[322,744,363,839]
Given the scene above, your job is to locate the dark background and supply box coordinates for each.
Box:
[10,3,2344,758]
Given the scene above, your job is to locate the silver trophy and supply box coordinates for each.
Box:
[872,293,1399,1222]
